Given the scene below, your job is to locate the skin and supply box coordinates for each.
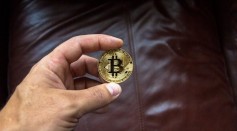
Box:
[0,34,123,131]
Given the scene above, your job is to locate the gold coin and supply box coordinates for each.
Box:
[98,48,133,83]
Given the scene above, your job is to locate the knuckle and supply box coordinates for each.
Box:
[15,83,40,105]
[88,87,109,104]
[97,34,105,39]
[52,92,79,112]
[69,36,79,42]
[97,34,107,42]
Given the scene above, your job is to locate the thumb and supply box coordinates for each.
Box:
[71,82,122,117]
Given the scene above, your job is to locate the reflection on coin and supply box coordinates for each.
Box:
[98,48,133,83]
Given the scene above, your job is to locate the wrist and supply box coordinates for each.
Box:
[0,109,20,131]
[0,95,21,131]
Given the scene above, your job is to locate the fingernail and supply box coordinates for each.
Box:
[106,82,122,96]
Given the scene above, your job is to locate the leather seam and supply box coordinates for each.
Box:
[122,2,145,131]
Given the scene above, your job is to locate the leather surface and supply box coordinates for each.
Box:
[216,0,237,105]
[9,0,237,130]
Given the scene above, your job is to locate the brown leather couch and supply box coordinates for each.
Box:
[1,0,237,130]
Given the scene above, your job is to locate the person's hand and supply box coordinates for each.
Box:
[0,34,123,131]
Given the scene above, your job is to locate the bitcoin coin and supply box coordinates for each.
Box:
[98,48,133,83]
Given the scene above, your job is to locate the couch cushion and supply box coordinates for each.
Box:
[216,0,237,105]
[9,0,237,130]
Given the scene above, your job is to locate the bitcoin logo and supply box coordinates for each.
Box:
[108,55,123,77]
[98,49,133,83]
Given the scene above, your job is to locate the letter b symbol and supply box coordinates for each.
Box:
[108,55,123,77]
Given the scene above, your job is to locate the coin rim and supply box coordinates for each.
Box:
[98,48,133,83]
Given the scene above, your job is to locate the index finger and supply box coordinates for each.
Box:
[52,34,123,63]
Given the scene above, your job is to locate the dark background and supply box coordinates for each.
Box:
[0,1,9,109]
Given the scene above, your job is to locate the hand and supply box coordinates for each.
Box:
[0,34,123,131]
